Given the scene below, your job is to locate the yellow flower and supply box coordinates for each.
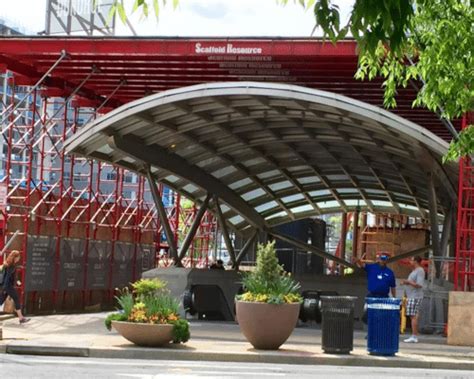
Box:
[241,292,255,302]
[133,302,146,310]
[283,293,302,303]
[167,313,179,322]
[255,294,269,303]
[129,309,147,322]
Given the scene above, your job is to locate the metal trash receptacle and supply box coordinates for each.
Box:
[300,290,339,323]
[367,297,401,356]
[320,296,357,354]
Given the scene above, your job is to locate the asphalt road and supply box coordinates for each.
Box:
[1,355,473,379]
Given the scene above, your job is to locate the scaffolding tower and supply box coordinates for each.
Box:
[0,69,216,311]
[455,114,474,291]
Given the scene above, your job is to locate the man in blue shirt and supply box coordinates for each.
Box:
[356,252,397,328]
[356,252,397,298]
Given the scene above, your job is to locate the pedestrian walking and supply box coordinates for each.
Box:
[401,256,425,343]
[0,250,30,324]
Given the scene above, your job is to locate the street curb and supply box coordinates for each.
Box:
[5,344,89,357]
[4,343,473,371]
[87,347,474,370]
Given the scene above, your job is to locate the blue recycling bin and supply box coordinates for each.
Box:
[366,297,401,356]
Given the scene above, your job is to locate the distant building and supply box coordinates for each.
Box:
[0,18,24,36]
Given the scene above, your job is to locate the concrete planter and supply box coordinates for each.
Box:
[112,321,174,347]
[235,300,300,350]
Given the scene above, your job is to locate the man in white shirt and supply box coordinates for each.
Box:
[401,256,425,343]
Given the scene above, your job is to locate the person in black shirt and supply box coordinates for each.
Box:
[0,250,30,324]
[210,259,225,270]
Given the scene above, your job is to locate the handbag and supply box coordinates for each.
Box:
[3,296,15,314]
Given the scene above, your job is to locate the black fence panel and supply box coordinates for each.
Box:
[58,238,86,291]
[25,235,57,291]
[86,240,111,290]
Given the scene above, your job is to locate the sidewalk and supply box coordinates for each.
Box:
[1,312,473,370]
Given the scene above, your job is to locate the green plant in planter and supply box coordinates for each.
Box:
[236,241,302,304]
[132,278,167,300]
[105,278,190,343]
[169,318,190,343]
[105,312,127,331]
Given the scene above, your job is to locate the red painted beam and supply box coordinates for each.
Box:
[0,38,358,57]
[71,96,100,108]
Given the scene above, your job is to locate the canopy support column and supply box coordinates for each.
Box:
[234,230,258,269]
[214,195,237,268]
[427,174,441,276]
[179,193,211,261]
[440,204,453,258]
[385,245,432,264]
[340,213,348,260]
[145,168,179,266]
[352,209,360,259]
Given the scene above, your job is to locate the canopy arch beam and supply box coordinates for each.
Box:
[108,134,268,231]
[66,82,457,233]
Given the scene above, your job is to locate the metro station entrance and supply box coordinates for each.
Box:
[0,37,468,319]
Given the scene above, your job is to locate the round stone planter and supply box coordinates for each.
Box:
[235,300,300,350]
[111,321,174,347]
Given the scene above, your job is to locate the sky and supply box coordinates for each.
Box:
[0,0,351,37]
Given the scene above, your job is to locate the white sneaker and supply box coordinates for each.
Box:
[403,336,418,343]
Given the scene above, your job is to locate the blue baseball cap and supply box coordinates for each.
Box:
[377,252,390,261]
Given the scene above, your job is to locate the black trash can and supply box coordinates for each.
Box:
[320,296,357,354]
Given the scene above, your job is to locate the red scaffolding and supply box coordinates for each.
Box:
[0,69,216,312]
[455,113,474,291]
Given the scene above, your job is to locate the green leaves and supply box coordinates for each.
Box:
[410,0,474,120]
[443,125,474,162]
[170,319,190,343]
[143,292,179,319]
[116,290,134,318]
[132,278,167,301]
[309,0,474,160]
[113,0,128,24]
[109,0,171,23]
[104,312,127,331]
[313,0,343,42]
[152,0,160,20]
[253,240,283,284]
[311,0,414,54]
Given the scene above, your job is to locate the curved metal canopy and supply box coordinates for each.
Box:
[65,82,457,233]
